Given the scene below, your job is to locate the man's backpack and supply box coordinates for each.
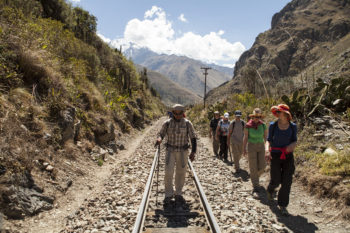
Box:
[231,120,245,131]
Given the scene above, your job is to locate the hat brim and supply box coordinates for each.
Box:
[249,113,264,118]
[271,106,292,120]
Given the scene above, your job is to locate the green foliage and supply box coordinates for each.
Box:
[281,77,350,120]
[72,7,97,44]
[97,158,104,166]
[39,0,75,28]
[298,149,350,176]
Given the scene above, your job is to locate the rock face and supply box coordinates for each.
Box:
[0,171,54,219]
[60,107,76,143]
[207,0,350,103]
[234,0,350,78]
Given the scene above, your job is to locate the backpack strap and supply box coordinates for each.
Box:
[271,121,295,143]
[232,120,245,131]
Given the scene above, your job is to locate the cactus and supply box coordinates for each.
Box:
[281,76,350,119]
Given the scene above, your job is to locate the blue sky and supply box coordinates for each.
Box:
[68,0,291,67]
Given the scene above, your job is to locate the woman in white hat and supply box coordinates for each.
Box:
[216,112,230,162]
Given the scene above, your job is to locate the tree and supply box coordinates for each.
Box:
[73,7,97,44]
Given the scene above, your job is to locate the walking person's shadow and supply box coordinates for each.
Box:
[257,187,318,233]
[154,197,196,228]
[232,169,250,182]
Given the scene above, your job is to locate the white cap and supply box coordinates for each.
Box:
[224,113,229,118]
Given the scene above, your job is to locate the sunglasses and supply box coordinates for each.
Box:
[253,116,261,119]
[173,111,183,116]
[275,110,281,113]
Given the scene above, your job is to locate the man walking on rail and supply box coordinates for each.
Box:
[209,111,220,157]
[227,110,245,172]
[155,104,197,205]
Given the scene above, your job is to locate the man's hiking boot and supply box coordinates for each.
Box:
[252,188,260,199]
[280,206,289,216]
[175,195,185,204]
[163,197,172,206]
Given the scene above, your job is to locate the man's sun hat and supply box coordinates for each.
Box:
[234,110,242,117]
[214,111,220,114]
[249,108,264,118]
[271,104,292,120]
[171,104,185,112]
[224,112,229,118]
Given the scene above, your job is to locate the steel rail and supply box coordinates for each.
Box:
[132,147,160,233]
[188,160,221,233]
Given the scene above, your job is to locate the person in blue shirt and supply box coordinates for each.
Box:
[265,104,297,216]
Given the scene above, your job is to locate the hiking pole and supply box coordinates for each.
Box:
[228,145,233,165]
[156,144,160,207]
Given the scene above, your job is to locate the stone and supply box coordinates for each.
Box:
[60,107,76,143]
[335,144,344,150]
[45,165,54,172]
[313,118,326,125]
[313,133,324,139]
[43,133,52,140]
[323,148,338,156]
[20,124,28,132]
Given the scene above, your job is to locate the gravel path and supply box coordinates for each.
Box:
[5,118,350,232]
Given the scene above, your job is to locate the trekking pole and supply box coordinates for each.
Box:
[228,145,233,165]
[156,144,160,207]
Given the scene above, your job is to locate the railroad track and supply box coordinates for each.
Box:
[132,146,221,233]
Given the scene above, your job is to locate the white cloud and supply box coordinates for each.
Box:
[178,14,187,23]
[68,0,81,2]
[101,6,245,67]
[97,33,111,44]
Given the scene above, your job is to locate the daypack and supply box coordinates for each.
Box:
[218,120,230,136]
[231,120,245,131]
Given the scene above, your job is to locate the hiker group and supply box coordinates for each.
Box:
[156,103,297,216]
[210,105,297,215]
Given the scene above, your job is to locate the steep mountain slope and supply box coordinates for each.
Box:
[135,65,201,106]
[126,47,233,97]
[0,0,164,220]
[207,0,350,104]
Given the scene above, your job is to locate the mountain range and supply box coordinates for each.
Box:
[134,64,201,106]
[125,47,233,99]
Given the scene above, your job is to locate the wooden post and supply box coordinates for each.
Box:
[201,67,211,108]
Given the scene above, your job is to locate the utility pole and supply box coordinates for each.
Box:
[201,66,211,108]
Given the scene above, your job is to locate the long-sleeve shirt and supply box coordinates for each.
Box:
[158,118,197,152]
[267,121,297,149]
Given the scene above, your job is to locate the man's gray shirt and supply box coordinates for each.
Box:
[229,120,245,144]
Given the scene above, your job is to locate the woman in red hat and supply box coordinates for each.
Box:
[265,104,297,216]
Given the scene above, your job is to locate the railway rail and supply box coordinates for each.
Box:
[132,146,221,233]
